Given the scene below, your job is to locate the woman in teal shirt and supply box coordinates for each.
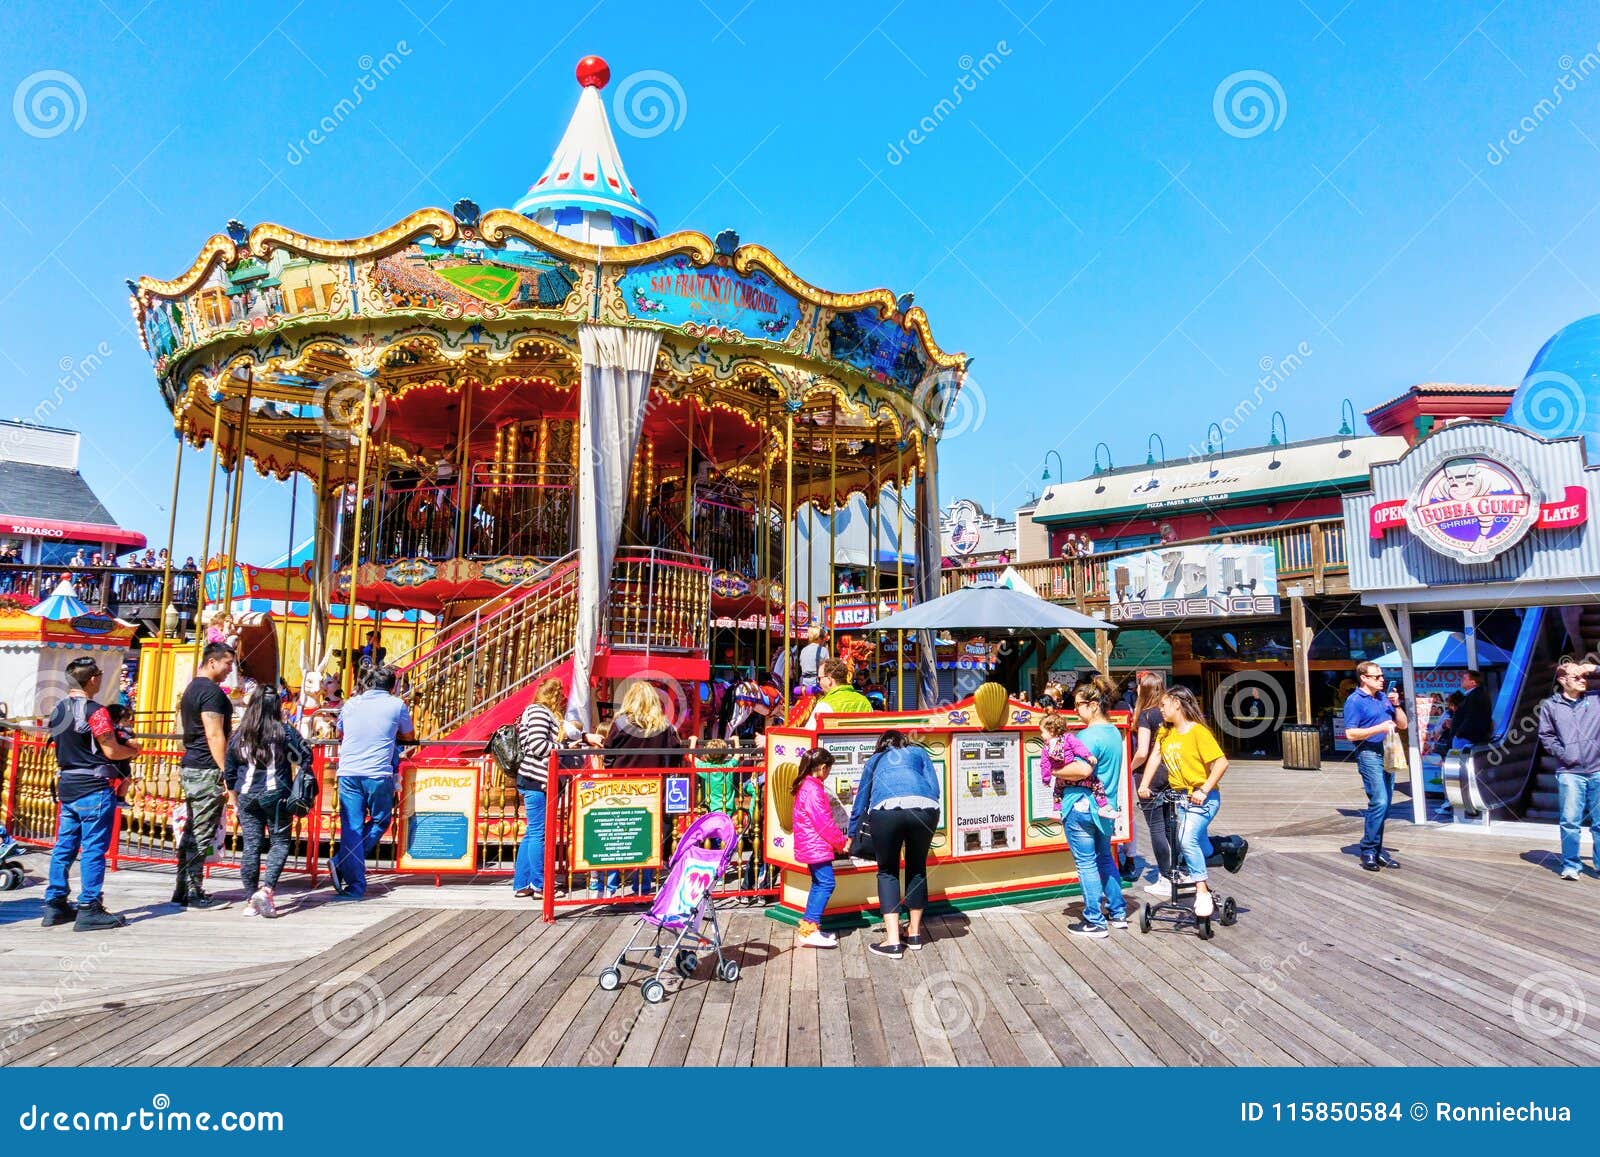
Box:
[1051,674,1128,938]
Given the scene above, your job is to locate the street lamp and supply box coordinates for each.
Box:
[1268,411,1287,469]
[1041,449,1064,484]
[1092,442,1113,493]
[1338,398,1356,457]
[1145,433,1166,467]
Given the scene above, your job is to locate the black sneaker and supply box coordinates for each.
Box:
[868,941,905,959]
[1221,836,1250,874]
[1067,920,1109,939]
[40,898,77,928]
[904,933,926,951]
[180,891,230,910]
[73,900,127,932]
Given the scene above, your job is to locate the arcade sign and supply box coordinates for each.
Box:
[1368,450,1588,564]
[824,599,900,630]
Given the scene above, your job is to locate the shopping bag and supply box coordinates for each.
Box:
[1383,730,1410,774]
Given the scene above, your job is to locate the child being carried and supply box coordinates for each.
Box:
[1039,711,1119,820]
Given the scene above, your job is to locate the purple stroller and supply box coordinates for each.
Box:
[597,813,742,1004]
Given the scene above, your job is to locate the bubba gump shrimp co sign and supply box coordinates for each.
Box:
[1368,448,1588,564]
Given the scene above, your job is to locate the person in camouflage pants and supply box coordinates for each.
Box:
[173,642,236,908]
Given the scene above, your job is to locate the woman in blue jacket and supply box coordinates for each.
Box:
[848,730,942,958]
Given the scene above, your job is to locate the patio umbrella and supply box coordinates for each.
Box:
[1371,630,1512,670]
[27,579,90,621]
[867,583,1115,633]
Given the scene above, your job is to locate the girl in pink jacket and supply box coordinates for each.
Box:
[791,748,848,948]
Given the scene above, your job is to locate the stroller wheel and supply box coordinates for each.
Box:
[673,950,698,979]
[1197,916,1214,940]
[641,978,667,1004]
[1138,905,1152,934]
[1219,897,1237,926]
[597,967,622,992]
[0,864,22,891]
[716,959,741,982]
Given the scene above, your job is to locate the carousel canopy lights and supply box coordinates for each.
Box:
[512,55,660,246]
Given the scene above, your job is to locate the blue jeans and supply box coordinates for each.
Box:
[514,788,546,891]
[1355,748,1393,857]
[1062,801,1125,928]
[46,789,116,905]
[1176,790,1221,881]
[1556,772,1600,874]
[803,861,836,925]
[336,776,396,898]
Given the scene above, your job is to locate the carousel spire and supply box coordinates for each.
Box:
[514,55,660,246]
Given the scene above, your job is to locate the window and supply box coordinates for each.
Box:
[39,539,101,566]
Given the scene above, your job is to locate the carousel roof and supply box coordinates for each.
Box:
[512,57,659,246]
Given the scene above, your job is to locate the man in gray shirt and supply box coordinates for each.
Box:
[1538,659,1600,880]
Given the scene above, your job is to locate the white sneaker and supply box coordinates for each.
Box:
[255,888,278,918]
[1560,866,1582,881]
[1144,878,1173,899]
[1193,890,1215,918]
[799,929,838,949]
[241,899,258,917]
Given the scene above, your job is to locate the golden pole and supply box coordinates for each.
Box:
[342,378,375,693]
[455,377,473,558]
[827,398,837,603]
[155,432,184,641]
[220,367,255,613]
[278,463,300,683]
[897,439,906,711]
[193,395,226,659]
[783,409,795,703]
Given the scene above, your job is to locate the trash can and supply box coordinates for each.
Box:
[1281,723,1322,771]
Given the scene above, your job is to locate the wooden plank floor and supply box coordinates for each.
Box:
[5,760,1599,1066]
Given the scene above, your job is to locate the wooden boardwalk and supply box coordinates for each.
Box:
[4,761,1600,1066]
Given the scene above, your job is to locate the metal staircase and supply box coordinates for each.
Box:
[397,552,580,740]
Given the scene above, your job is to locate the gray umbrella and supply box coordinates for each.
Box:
[867,583,1116,633]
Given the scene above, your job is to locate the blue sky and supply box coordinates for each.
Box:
[2,0,1599,563]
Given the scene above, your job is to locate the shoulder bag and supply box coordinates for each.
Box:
[848,752,879,860]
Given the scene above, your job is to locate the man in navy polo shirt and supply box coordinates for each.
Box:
[1343,660,1407,873]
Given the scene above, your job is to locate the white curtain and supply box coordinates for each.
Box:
[568,324,662,727]
[915,436,942,708]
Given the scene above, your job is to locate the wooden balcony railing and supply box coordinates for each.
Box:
[940,517,1349,607]
[0,563,201,618]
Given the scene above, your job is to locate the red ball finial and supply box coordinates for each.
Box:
[576,56,610,89]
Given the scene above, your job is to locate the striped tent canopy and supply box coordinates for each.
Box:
[27,579,90,621]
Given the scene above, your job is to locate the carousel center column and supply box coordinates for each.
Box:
[568,323,663,728]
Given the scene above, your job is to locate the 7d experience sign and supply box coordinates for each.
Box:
[573,778,663,871]
[1368,451,1588,564]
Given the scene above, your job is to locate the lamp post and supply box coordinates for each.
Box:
[1092,442,1113,475]
[1040,449,1064,485]
[1338,398,1356,457]
[1268,411,1287,468]
[1145,433,1166,467]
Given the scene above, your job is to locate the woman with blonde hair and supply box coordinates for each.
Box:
[513,677,582,900]
[595,679,684,897]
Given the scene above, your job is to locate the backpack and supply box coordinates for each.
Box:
[489,724,522,784]
[284,735,320,818]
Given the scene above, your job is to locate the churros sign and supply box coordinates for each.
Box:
[1367,450,1587,563]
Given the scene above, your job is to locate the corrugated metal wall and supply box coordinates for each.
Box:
[1341,422,1600,594]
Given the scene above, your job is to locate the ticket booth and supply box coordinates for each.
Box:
[762,692,1133,922]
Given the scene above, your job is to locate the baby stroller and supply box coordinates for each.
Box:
[598,813,742,1004]
[1139,789,1241,939]
[0,824,30,891]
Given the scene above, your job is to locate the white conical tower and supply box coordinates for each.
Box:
[514,56,660,246]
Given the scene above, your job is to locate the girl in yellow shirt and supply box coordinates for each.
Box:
[1155,686,1229,918]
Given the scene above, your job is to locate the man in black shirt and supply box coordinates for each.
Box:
[173,642,236,908]
[43,657,140,931]
[1446,668,1493,750]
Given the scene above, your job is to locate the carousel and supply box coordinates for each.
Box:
[128,55,969,741]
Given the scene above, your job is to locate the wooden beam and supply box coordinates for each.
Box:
[1290,593,1312,725]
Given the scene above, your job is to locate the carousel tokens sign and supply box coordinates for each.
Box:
[1368,449,1589,563]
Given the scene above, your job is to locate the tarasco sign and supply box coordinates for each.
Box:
[1367,447,1588,564]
